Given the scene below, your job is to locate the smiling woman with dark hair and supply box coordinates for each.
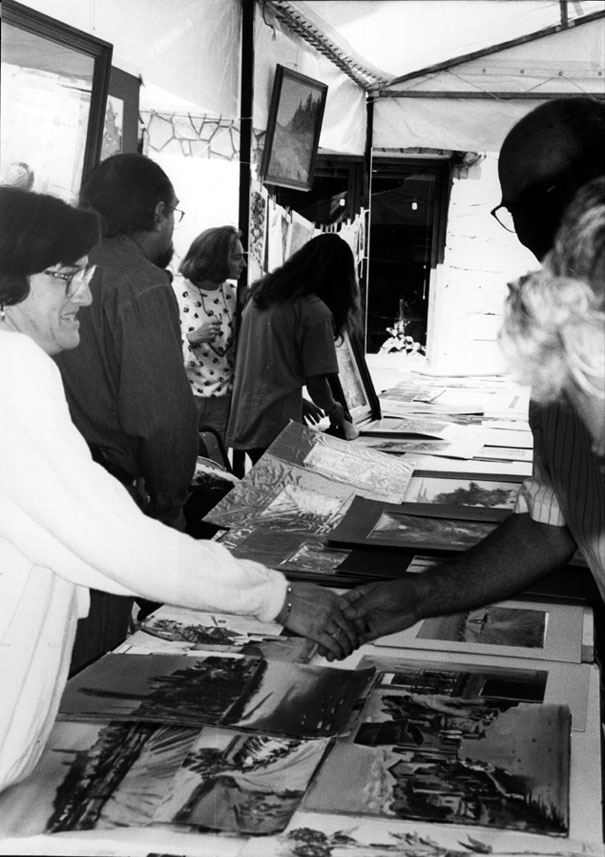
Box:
[0,189,358,793]
[0,185,100,309]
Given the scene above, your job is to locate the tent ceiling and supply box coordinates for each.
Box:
[267,0,605,90]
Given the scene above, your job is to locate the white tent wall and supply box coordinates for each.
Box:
[253,8,367,158]
[426,154,536,372]
[374,97,546,154]
[370,17,604,370]
[375,19,605,150]
[14,0,243,118]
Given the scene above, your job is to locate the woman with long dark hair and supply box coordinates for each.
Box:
[227,233,360,462]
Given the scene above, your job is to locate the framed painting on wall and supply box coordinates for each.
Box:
[261,65,328,192]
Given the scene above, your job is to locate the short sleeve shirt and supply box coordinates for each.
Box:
[514,398,605,600]
[227,294,338,449]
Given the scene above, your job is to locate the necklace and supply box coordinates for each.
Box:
[190,280,233,358]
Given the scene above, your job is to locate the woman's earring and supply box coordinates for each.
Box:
[0,304,5,322]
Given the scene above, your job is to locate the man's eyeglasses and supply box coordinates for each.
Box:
[491,182,558,234]
[165,203,185,224]
[43,264,97,298]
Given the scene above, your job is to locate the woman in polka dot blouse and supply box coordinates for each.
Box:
[172,226,246,441]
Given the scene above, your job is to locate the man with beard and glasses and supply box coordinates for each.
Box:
[56,154,199,666]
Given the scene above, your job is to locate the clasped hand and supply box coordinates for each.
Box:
[282,582,360,660]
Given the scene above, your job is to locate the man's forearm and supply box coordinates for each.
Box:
[414,513,577,620]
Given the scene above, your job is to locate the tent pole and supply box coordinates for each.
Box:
[239,0,255,293]
[233,0,255,478]
[362,94,374,354]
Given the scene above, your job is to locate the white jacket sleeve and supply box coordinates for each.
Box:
[0,334,286,623]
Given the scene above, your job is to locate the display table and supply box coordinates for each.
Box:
[0,602,602,856]
[2,368,603,856]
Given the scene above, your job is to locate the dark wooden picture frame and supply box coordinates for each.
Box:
[2,0,112,193]
[261,65,328,192]
[332,331,381,424]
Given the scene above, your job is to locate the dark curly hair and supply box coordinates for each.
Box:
[250,233,360,339]
[0,186,100,307]
[80,154,174,238]
[179,226,242,283]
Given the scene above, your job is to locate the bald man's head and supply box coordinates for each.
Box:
[497,98,605,259]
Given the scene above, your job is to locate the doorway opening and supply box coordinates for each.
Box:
[367,158,450,354]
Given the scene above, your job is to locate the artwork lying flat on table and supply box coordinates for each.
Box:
[0,721,329,837]
[327,496,501,552]
[58,654,375,738]
[268,421,414,497]
[224,527,351,576]
[403,475,522,509]
[241,811,604,857]
[205,421,414,533]
[372,599,586,663]
[474,445,534,462]
[135,605,317,662]
[355,652,591,732]
[303,686,570,836]
[354,432,484,460]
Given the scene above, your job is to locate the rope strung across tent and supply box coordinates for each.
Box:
[262,0,390,91]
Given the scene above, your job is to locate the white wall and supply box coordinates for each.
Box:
[428,154,536,373]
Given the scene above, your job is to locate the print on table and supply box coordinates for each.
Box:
[303,689,570,836]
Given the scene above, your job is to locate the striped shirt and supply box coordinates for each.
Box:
[515,398,605,600]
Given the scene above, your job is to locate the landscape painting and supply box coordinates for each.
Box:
[373,600,585,663]
[139,605,316,662]
[241,812,603,857]
[404,476,521,508]
[368,510,495,549]
[327,497,499,552]
[0,721,199,835]
[417,606,546,649]
[153,729,330,834]
[356,653,591,732]
[261,65,327,191]
[58,654,375,739]
[0,722,328,836]
[225,527,349,576]
[303,688,570,836]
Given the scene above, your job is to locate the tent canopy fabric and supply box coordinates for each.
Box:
[264,0,604,153]
[11,0,605,154]
[269,0,605,89]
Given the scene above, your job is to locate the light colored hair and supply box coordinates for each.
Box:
[500,271,604,401]
[499,176,604,402]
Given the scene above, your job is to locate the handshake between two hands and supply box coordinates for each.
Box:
[280,580,418,661]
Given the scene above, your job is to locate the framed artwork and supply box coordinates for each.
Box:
[1,0,112,203]
[101,66,140,159]
[261,65,328,191]
[372,599,587,664]
[333,331,381,424]
[327,495,503,553]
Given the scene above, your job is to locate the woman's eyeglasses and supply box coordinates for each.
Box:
[43,264,97,298]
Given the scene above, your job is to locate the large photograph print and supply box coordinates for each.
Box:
[303,687,571,836]
[261,65,328,191]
